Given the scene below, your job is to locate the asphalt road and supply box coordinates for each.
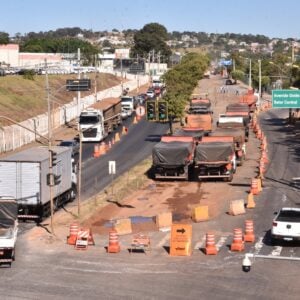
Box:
[80,115,169,199]
[2,87,300,299]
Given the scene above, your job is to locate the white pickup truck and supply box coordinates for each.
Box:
[271,207,300,243]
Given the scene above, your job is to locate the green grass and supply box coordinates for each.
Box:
[0,73,122,125]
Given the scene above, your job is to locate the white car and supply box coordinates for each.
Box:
[146,90,155,99]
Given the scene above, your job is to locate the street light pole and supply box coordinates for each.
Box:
[45,59,55,234]
[249,59,252,88]
[258,59,262,99]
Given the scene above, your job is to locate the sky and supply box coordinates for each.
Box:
[2,0,299,39]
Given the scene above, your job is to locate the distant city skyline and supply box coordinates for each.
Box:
[2,0,299,39]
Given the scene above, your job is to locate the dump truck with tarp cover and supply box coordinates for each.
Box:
[0,197,18,267]
[189,98,212,114]
[239,90,258,112]
[194,141,236,181]
[217,115,249,141]
[173,127,204,141]
[204,129,246,166]
[185,114,212,135]
[152,136,195,180]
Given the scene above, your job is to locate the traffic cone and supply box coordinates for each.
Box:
[99,142,106,155]
[244,220,255,243]
[67,222,80,245]
[257,177,262,193]
[114,132,120,142]
[204,232,218,255]
[111,136,115,145]
[107,228,121,253]
[107,140,112,150]
[250,178,260,195]
[230,228,244,252]
[246,192,256,209]
[133,116,138,124]
[261,151,269,164]
[122,126,128,135]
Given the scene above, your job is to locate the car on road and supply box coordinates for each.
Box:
[225,79,236,85]
[271,207,300,244]
[146,89,155,99]
[58,139,80,158]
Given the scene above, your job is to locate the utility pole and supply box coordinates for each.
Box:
[249,59,252,89]
[121,54,123,94]
[94,54,98,102]
[45,59,55,235]
[77,48,81,117]
[157,51,161,74]
[258,59,262,99]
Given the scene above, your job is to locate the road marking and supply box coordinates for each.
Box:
[157,234,170,248]
[216,236,227,250]
[282,194,287,203]
[253,237,264,255]
[270,246,282,256]
[194,236,206,250]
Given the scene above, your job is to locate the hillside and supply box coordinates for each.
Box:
[0,73,122,126]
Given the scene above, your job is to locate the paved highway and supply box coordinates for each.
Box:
[1,91,300,299]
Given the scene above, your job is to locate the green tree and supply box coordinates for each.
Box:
[131,23,171,61]
[231,70,245,81]
[0,32,9,44]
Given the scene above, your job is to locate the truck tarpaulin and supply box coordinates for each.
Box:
[194,142,234,163]
[0,199,18,228]
[174,127,204,140]
[152,141,194,167]
[211,128,245,144]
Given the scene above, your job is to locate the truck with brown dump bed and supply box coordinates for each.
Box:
[152,136,196,180]
[194,139,236,182]
[185,114,212,135]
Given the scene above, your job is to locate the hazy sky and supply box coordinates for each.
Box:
[2,0,299,39]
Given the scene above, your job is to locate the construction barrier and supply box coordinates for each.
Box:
[130,234,151,254]
[246,192,256,209]
[192,206,209,222]
[230,228,244,252]
[67,222,80,245]
[75,228,95,250]
[107,228,121,253]
[204,232,218,255]
[244,220,255,243]
[170,224,192,256]
[228,199,246,216]
[156,212,172,231]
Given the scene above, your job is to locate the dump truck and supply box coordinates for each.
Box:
[205,128,246,166]
[0,197,18,267]
[0,146,77,221]
[189,98,212,114]
[186,114,212,135]
[218,115,249,141]
[79,98,122,142]
[194,140,236,181]
[239,90,258,112]
[173,127,204,141]
[152,136,196,180]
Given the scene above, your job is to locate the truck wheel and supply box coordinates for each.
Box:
[70,185,77,201]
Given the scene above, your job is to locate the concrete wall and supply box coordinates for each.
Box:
[0,44,19,67]
[0,73,149,153]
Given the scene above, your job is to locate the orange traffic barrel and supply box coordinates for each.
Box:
[107,229,121,253]
[204,232,218,255]
[261,151,269,164]
[93,144,101,158]
[67,222,80,245]
[230,228,244,252]
[244,220,255,243]
[250,178,260,195]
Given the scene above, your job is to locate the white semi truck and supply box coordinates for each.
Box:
[79,98,122,142]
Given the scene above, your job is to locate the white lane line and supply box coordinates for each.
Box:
[270,246,282,256]
[194,236,206,250]
[157,234,170,248]
[253,236,264,255]
[216,236,228,250]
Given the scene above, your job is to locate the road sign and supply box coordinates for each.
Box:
[108,161,116,175]
[135,106,145,117]
[272,90,300,108]
[169,224,192,256]
[66,79,91,91]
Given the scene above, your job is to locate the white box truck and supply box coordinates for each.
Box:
[0,146,77,221]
